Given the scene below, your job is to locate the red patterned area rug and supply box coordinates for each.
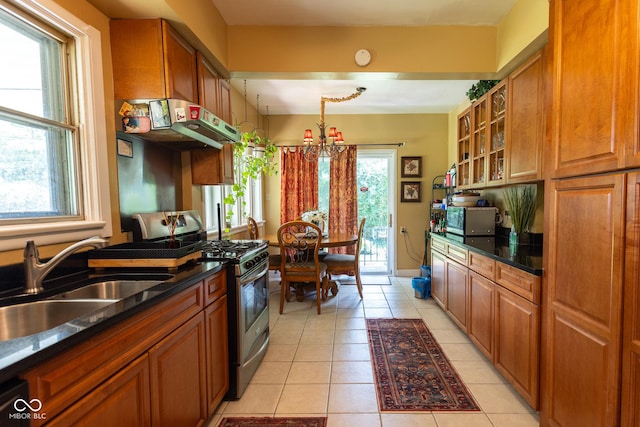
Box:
[367,318,480,411]
[217,417,327,427]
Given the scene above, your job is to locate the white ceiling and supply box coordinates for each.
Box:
[214,0,520,115]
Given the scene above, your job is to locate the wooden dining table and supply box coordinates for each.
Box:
[263,231,358,301]
[263,232,358,249]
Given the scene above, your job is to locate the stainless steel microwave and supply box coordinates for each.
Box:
[446,206,497,236]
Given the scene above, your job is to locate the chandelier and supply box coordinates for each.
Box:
[303,87,366,161]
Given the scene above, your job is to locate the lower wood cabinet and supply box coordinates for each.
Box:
[150,312,208,427]
[431,239,541,409]
[469,271,494,360]
[431,249,446,309]
[22,269,229,426]
[446,258,468,332]
[205,294,229,414]
[48,354,151,427]
[495,285,540,409]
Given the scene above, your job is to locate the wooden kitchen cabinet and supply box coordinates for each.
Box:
[486,81,507,186]
[621,172,640,425]
[191,50,235,185]
[431,235,541,409]
[542,173,625,426]
[471,94,488,187]
[495,284,540,409]
[110,19,198,102]
[203,269,229,413]
[48,355,151,427]
[469,271,494,360]
[22,284,204,426]
[431,248,446,309]
[506,48,544,183]
[206,295,229,414]
[456,108,471,189]
[445,257,468,332]
[191,143,235,185]
[548,0,639,177]
[149,312,208,427]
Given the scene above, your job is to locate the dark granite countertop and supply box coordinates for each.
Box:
[0,261,225,384]
[430,232,543,276]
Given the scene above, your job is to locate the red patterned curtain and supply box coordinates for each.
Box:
[329,145,358,254]
[280,148,318,223]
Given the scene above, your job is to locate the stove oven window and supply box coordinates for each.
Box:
[242,271,268,332]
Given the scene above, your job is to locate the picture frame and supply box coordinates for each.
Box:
[116,139,133,158]
[401,156,422,177]
[401,181,422,203]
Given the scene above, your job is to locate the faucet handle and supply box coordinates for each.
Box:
[24,240,39,260]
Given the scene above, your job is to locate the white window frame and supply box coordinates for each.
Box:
[0,0,111,251]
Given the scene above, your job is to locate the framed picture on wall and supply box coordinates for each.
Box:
[401,156,422,177]
[401,181,422,202]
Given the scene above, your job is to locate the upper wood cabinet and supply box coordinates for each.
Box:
[111,19,198,102]
[486,81,507,186]
[548,0,640,177]
[506,49,544,183]
[196,51,221,114]
[457,48,546,188]
[191,144,234,185]
[471,94,488,187]
[456,108,471,189]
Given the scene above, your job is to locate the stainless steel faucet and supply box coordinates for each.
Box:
[23,236,109,294]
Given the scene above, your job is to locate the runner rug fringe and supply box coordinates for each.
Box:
[217,417,327,427]
[367,318,480,411]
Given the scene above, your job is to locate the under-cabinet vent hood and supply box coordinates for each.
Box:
[115,98,240,150]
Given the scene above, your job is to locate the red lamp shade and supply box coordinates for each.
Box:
[303,129,313,143]
[328,127,337,138]
[335,132,344,143]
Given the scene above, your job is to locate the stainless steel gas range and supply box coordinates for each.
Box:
[201,239,270,400]
[125,210,270,400]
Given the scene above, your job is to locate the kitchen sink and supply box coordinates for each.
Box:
[49,279,165,300]
[0,300,117,341]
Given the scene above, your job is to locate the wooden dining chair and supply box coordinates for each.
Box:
[322,217,366,298]
[277,220,328,314]
[246,217,282,273]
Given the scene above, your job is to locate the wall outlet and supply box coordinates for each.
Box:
[401,226,406,233]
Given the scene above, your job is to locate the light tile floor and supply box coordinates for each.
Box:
[207,275,540,427]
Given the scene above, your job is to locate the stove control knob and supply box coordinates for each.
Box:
[245,259,255,269]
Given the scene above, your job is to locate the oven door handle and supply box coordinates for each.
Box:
[240,262,268,285]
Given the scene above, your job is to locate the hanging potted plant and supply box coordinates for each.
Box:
[223,129,278,228]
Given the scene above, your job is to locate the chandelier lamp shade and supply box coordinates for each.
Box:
[303,87,366,161]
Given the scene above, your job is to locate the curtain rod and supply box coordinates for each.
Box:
[276,142,406,148]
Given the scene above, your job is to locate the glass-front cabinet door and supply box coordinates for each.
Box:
[471,94,488,187]
[457,108,471,189]
[487,82,507,186]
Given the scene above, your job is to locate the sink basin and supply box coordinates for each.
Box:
[50,279,164,300]
[0,300,116,341]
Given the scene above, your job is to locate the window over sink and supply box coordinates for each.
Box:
[0,0,111,250]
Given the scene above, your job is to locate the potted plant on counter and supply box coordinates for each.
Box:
[504,185,537,244]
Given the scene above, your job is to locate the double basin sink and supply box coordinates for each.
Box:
[0,275,173,341]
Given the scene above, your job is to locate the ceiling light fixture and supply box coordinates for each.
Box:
[303,87,366,161]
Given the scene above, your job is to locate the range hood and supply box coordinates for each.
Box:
[115,98,240,150]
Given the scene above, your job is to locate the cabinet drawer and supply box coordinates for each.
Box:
[495,262,540,304]
[430,235,447,253]
[469,252,496,280]
[204,269,227,305]
[446,244,469,266]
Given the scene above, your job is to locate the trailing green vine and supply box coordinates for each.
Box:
[223,129,278,227]
[466,80,501,102]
